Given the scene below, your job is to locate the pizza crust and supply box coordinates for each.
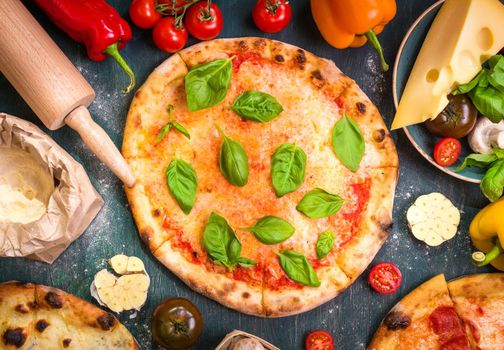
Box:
[123,38,398,317]
[263,265,351,317]
[0,282,138,349]
[336,167,397,280]
[154,240,263,317]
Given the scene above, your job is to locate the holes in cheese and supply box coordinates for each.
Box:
[392,0,504,130]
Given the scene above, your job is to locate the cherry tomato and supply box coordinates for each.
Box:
[129,0,162,29]
[152,298,203,350]
[153,17,188,53]
[369,262,402,295]
[185,1,224,40]
[157,0,187,15]
[306,330,334,350]
[252,0,292,33]
[433,138,462,167]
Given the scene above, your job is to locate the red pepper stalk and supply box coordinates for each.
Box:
[33,0,136,93]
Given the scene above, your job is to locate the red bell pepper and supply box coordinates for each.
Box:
[33,0,136,93]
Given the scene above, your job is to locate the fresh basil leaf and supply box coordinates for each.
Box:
[166,159,198,215]
[271,143,307,197]
[468,86,504,123]
[171,121,191,139]
[481,159,504,202]
[203,212,242,270]
[237,257,256,268]
[493,148,504,159]
[454,70,485,95]
[488,55,504,70]
[316,230,334,259]
[185,58,233,112]
[156,123,171,143]
[231,90,283,123]
[276,250,320,287]
[455,153,498,172]
[218,127,249,187]
[331,113,365,172]
[156,105,191,142]
[487,55,504,91]
[244,216,295,245]
[296,188,345,219]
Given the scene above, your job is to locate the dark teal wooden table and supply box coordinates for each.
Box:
[0,1,493,349]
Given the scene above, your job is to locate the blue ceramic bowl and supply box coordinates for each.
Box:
[392,0,484,183]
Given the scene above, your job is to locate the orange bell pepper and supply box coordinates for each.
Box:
[311,0,397,71]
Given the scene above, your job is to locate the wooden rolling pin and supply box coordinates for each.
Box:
[0,0,135,187]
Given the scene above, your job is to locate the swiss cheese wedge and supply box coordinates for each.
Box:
[392,0,504,129]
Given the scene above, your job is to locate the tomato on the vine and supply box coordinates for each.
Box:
[153,17,188,53]
[306,330,334,350]
[253,0,292,33]
[129,0,162,29]
[185,1,224,40]
[157,0,188,15]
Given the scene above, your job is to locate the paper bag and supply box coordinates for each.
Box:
[0,113,103,263]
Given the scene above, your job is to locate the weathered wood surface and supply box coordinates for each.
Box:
[0,1,493,348]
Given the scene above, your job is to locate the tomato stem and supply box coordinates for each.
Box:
[266,0,287,15]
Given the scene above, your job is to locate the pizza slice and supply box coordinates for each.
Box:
[0,282,37,349]
[34,284,139,349]
[369,274,471,350]
[447,273,504,350]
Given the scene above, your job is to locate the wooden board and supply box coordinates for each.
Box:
[0,0,494,348]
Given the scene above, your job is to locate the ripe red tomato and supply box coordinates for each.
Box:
[252,0,292,33]
[185,1,224,40]
[152,17,188,53]
[369,262,402,295]
[306,330,334,350]
[157,0,187,15]
[433,138,462,167]
[129,0,162,29]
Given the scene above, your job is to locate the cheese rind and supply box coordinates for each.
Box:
[392,0,504,130]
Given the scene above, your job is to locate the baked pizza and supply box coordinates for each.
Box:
[0,281,138,349]
[123,38,398,317]
[369,273,504,350]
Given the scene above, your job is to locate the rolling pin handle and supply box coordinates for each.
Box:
[65,106,136,188]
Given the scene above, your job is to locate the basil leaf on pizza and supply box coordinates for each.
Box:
[237,257,257,268]
[185,58,233,112]
[244,216,295,245]
[155,123,171,143]
[171,121,191,139]
[316,230,335,259]
[156,105,191,143]
[166,159,198,215]
[217,126,249,187]
[331,113,365,172]
[271,143,307,197]
[203,213,242,270]
[276,250,320,287]
[231,90,283,123]
[296,188,344,219]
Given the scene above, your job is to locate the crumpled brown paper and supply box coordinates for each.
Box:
[0,113,103,263]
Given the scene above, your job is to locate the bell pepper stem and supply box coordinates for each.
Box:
[364,30,389,72]
[472,240,503,267]
[104,43,136,93]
